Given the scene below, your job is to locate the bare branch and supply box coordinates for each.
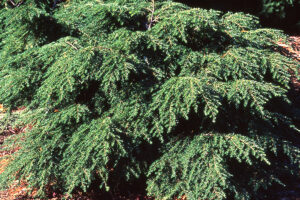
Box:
[147,0,155,29]
[8,0,24,7]
[65,41,79,50]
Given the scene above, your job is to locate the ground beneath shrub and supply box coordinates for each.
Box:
[277,36,300,62]
[0,36,299,200]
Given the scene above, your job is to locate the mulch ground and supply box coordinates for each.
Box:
[277,36,300,62]
[0,36,299,200]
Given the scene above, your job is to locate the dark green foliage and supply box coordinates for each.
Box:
[0,0,299,199]
[178,0,300,33]
[260,0,296,18]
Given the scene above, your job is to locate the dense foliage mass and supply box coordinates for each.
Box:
[0,0,299,199]
[260,0,296,18]
[179,0,300,33]
[180,0,298,17]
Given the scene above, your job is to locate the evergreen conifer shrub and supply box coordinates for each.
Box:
[0,0,299,199]
[178,0,300,33]
[179,0,299,19]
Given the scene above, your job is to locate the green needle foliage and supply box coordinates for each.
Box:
[260,0,297,18]
[178,0,300,33]
[180,0,299,19]
[0,0,299,199]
